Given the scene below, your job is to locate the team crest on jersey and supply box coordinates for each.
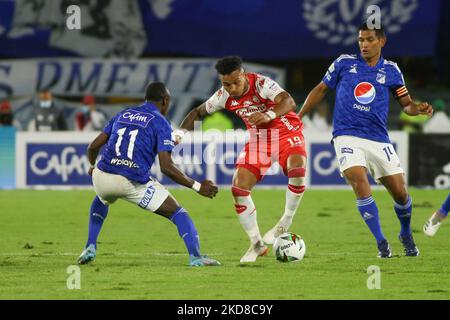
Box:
[354,82,376,105]
[376,73,386,84]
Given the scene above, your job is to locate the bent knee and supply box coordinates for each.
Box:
[393,189,409,205]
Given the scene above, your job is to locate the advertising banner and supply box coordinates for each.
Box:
[15,130,409,189]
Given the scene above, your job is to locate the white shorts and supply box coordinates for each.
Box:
[333,135,404,182]
[92,168,170,212]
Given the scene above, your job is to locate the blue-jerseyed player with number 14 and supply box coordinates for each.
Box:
[299,22,434,258]
[77,82,220,267]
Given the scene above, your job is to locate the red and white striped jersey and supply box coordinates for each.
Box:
[205,73,303,136]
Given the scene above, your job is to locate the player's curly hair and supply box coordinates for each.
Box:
[359,21,386,39]
[215,56,243,75]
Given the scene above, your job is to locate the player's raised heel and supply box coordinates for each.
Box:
[263,224,287,245]
[377,239,392,258]
[399,234,420,257]
[240,240,268,263]
[189,255,221,267]
[423,216,441,237]
[77,244,96,264]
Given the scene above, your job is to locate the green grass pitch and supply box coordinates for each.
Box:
[0,188,449,299]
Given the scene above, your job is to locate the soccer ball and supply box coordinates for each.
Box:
[273,232,306,262]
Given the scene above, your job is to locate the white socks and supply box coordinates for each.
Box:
[232,186,262,244]
[280,167,306,228]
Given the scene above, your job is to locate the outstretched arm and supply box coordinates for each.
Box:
[298,81,329,119]
[179,103,209,131]
[173,103,209,144]
[158,151,218,198]
[398,95,433,117]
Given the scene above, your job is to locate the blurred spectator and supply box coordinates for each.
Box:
[0,100,22,130]
[300,101,332,132]
[27,91,67,131]
[310,100,332,131]
[423,99,450,133]
[75,95,107,131]
[0,101,13,126]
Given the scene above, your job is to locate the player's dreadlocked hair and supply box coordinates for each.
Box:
[215,56,243,75]
[359,21,386,39]
[145,82,169,102]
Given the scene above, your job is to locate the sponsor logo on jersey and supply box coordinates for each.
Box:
[110,158,139,168]
[353,104,371,112]
[280,116,297,131]
[118,110,154,128]
[354,82,376,104]
[164,139,174,147]
[328,62,335,73]
[235,105,266,117]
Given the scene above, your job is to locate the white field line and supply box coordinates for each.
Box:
[0,252,224,257]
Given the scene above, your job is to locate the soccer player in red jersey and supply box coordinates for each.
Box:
[174,56,307,262]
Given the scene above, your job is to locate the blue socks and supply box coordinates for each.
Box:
[86,196,109,248]
[438,194,450,216]
[170,207,201,257]
[394,195,412,236]
[357,195,414,240]
[357,196,386,242]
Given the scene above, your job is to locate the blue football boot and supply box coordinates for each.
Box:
[189,255,221,266]
[399,234,420,257]
[77,244,96,264]
[377,239,392,258]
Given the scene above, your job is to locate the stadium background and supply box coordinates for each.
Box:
[1,0,449,190]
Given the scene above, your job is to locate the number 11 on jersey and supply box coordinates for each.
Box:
[115,128,139,159]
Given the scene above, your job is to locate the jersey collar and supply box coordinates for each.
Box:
[142,101,160,113]
[358,53,384,68]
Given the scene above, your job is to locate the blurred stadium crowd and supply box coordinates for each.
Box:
[0,0,449,133]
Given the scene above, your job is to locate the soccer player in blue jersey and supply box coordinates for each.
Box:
[423,193,449,237]
[299,22,433,258]
[77,82,220,266]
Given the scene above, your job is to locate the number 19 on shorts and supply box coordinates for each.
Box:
[287,136,302,147]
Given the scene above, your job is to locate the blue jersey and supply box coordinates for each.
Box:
[97,102,174,184]
[323,54,407,143]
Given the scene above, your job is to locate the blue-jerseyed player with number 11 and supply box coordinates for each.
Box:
[299,22,434,258]
[77,82,220,267]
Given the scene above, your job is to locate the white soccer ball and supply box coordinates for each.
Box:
[273,232,306,262]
